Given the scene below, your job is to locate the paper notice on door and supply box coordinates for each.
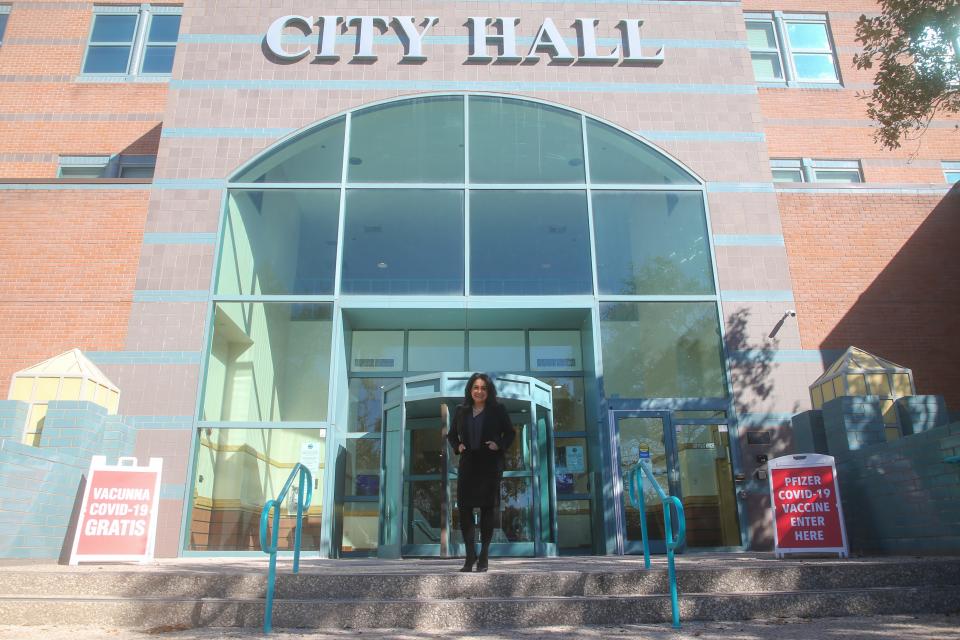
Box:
[299,442,321,474]
[565,445,585,473]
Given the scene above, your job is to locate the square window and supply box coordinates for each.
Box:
[118,155,156,178]
[83,6,181,77]
[470,190,592,295]
[746,13,839,85]
[0,8,10,46]
[593,191,714,295]
[58,156,110,178]
[771,159,862,184]
[770,159,805,183]
[118,164,154,178]
[943,162,960,184]
[341,189,464,295]
[201,303,334,422]
[746,20,784,82]
[813,169,862,183]
[772,168,804,183]
[811,160,862,183]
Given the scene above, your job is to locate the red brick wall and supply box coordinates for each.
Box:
[746,3,960,408]
[0,1,166,393]
[779,189,960,406]
[0,189,150,396]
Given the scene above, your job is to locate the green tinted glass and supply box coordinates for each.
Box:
[217,190,340,295]
[600,302,727,398]
[593,191,714,295]
[470,190,592,295]
[469,96,585,184]
[587,119,697,185]
[349,96,464,183]
[234,117,346,183]
[201,303,334,421]
[188,428,325,551]
[341,189,464,294]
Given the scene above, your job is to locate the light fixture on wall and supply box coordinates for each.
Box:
[768,309,797,339]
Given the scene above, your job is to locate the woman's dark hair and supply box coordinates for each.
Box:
[463,372,497,407]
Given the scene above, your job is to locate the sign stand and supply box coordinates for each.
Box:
[69,456,163,565]
[768,453,848,559]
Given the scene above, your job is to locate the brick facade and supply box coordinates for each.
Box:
[0,0,956,557]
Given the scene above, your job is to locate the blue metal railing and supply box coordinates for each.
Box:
[626,460,687,629]
[259,463,313,634]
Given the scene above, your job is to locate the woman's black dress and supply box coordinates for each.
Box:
[447,402,516,508]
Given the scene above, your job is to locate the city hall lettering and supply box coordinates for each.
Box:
[265,16,664,65]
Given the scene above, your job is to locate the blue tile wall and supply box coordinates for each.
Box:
[810,397,960,555]
[0,401,137,559]
[0,401,29,441]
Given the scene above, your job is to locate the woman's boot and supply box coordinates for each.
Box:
[476,540,490,572]
[460,544,477,572]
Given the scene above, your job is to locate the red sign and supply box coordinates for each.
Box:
[768,454,848,558]
[70,456,163,564]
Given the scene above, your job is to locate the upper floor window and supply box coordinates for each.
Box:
[0,6,10,46]
[58,154,156,179]
[944,162,960,185]
[58,155,110,178]
[82,5,180,76]
[918,27,960,87]
[746,13,840,85]
[771,159,862,183]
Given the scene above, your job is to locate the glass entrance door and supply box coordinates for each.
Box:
[611,410,743,553]
[612,411,676,554]
[674,422,741,547]
[378,373,556,558]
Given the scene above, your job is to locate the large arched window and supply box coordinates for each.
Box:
[219,94,710,298]
[202,94,725,424]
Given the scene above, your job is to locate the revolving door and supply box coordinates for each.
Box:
[378,372,557,558]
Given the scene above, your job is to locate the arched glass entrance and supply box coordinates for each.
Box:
[188,92,743,558]
[378,373,556,558]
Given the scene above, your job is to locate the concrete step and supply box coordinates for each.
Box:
[0,557,957,630]
[0,586,957,629]
[0,558,958,599]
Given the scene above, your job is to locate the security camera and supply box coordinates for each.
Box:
[785,309,796,317]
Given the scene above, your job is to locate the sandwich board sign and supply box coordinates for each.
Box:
[69,456,163,564]
[768,453,848,558]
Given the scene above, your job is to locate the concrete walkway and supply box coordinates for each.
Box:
[0,551,943,575]
[0,616,958,640]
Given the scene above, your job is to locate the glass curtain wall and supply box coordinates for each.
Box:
[190,93,725,554]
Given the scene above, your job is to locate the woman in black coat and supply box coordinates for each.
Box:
[447,372,515,572]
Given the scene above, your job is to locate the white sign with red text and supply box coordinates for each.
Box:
[768,454,848,558]
[69,456,163,564]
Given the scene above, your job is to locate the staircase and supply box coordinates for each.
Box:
[0,556,957,630]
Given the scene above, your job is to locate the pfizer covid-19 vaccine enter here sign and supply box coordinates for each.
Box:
[768,454,849,558]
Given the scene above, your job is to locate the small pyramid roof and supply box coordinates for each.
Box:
[12,349,119,392]
[811,346,910,388]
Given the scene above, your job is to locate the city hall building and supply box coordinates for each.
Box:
[0,0,957,560]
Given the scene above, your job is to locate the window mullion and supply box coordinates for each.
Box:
[130,7,151,75]
[773,12,796,85]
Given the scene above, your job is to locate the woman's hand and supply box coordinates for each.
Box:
[457,443,466,453]
[485,441,499,451]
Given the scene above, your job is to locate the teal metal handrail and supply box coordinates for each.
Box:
[259,463,313,634]
[626,460,687,629]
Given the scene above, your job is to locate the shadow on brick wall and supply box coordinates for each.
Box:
[820,183,960,407]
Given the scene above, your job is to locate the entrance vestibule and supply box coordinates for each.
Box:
[378,372,557,558]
